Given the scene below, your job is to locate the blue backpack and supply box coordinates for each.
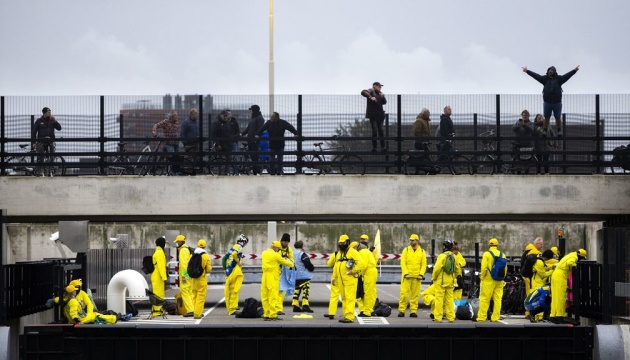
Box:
[490,250,508,281]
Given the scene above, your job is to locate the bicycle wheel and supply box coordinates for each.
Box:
[340,155,365,175]
[521,158,538,174]
[46,155,66,176]
[107,157,128,175]
[469,155,495,175]
[302,155,323,175]
[207,156,223,175]
[140,155,157,176]
[239,155,254,175]
[403,154,431,175]
[5,156,33,176]
[448,154,469,175]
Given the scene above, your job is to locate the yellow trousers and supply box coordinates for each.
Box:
[339,276,358,321]
[225,267,244,315]
[477,278,503,322]
[550,272,568,318]
[192,278,207,318]
[433,285,455,322]
[261,273,280,319]
[327,281,340,316]
[398,277,421,314]
[179,275,194,314]
[357,267,377,315]
[150,275,165,314]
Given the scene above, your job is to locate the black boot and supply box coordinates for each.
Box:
[301,305,314,313]
[292,305,302,313]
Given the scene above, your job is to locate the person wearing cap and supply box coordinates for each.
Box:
[63,285,119,324]
[397,233,427,317]
[241,105,266,175]
[174,235,194,317]
[549,249,587,324]
[432,240,457,322]
[31,107,62,175]
[223,234,249,315]
[180,109,200,154]
[476,238,507,322]
[361,82,387,152]
[356,234,377,317]
[332,234,365,323]
[191,239,212,319]
[522,65,580,138]
[152,111,180,152]
[261,240,294,320]
[255,112,299,175]
[277,233,295,314]
[150,237,168,318]
[529,249,555,322]
[211,109,239,175]
[292,240,315,313]
[452,241,467,300]
[68,279,95,315]
[324,242,342,320]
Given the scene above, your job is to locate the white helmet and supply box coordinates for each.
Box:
[237,234,249,246]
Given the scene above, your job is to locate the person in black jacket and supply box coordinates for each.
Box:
[361,82,387,152]
[255,112,299,175]
[211,110,237,175]
[241,105,265,175]
[522,65,580,138]
[31,107,62,174]
[437,106,455,163]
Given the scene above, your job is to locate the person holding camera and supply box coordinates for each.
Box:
[512,110,535,155]
[31,107,62,175]
[361,82,387,152]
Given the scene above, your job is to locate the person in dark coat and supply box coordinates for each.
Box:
[255,112,299,175]
[211,110,237,175]
[437,106,455,163]
[361,82,387,152]
[522,65,580,138]
[241,105,265,175]
[31,107,62,174]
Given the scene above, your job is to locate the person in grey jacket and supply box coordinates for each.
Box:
[241,105,265,175]
[512,109,534,153]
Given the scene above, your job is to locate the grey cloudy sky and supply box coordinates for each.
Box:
[1,0,629,95]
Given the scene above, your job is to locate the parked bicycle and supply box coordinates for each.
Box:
[11,137,66,177]
[610,143,630,174]
[302,136,365,175]
[103,140,153,175]
[468,129,538,175]
[402,141,468,175]
[140,138,172,176]
[4,144,37,176]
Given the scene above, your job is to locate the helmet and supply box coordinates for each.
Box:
[69,279,82,290]
[360,234,369,240]
[197,239,207,248]
[443,239,454,250]
[409,234,420,241]
[489,238,499,246]
[551,246,559,256]
[65,285,77,293]
[577,249,587,258]
[338,234,350,243]
[237,234,249,246]
[174,235,186,243]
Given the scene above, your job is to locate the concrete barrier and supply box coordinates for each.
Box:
[594,325,630,360]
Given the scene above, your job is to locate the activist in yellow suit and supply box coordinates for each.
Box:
[261,240,294,320]
[397,234,427,317]
[432,240,457,322]
[550,249,586,322]
[452,241,467,300]
[151,237,167,318]
[174,235,194,317]
[191,239,212,319]
[224,234,249,315]
[476,238,507,322]
[356,234,378,317]
[333,234,365,323]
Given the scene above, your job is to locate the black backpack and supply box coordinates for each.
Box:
[187,252,204,279]
[141,255,154,274]
[520,253,538,278]
[372,299,392,317]
[235,298,259,318]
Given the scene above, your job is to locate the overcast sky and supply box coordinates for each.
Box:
[1,0,629,96]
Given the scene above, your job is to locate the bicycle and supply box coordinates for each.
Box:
[302,136,365,175]
[610,143,630,174]
[140,138,171,176]
[4,143,37,176]
[468,129,538,175]
[231,142,267,176]
[33,138,66,177]
[402,141,469,175]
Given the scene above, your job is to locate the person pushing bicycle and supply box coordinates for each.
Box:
[31,107,61,174]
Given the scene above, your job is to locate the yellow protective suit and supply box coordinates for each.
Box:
[224,243,245,315]
[398,245,427,315]
[522,244,539,301]
[421,283,436,316]
[177,244,194,315]
[432,251,456,322]
[151,246,167,315]
[332,247,365,322]
[453,252,467,300]
[191,249,212,318]
[531,257,554,321]
[55,289,94,315]
[276,245,294,313]
[65,298,117,324]
[261,247,294,319]
[550,251,579,318]
[357,244,378,315]
[326,252,341,317]
[477,247,506,322]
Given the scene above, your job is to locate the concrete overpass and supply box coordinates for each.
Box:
[1,175,629,223]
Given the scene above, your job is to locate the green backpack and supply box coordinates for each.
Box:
[443,252,456,275]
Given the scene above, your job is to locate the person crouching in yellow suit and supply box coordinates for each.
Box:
[549,249,586,324]
[191,239,212,319]
[261,240,294,321]
[333,234,365,323]
[421,283,436,319]
[151,237,167,318]
[174,235,194,317]
[64,285,118,324]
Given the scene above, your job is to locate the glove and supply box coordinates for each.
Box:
[369,246,375,252]
[45,298,54,308]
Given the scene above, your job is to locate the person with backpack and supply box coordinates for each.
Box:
[332,234,365,323]
[261,240,294,321]
[356,234,378,317]
[174,235,194,317]
[549,249,587,324]
[190,239,212,319]
[520,243,539,299]
[292,240,315,313]
[223,234,249,315]
[150,237,167,319]
[397,234,427,318]
[529,249,556,322]
[431,240,457,322]
[475,238,508,322]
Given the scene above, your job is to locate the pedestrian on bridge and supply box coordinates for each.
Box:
[397,234,427,318]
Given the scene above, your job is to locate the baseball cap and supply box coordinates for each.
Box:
[373,82,383,86]
[42,107,51,114]
[272,240,282,248]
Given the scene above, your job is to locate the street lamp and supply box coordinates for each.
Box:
[269,0,275,114]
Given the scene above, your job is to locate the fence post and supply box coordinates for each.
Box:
[473,113,478,152]
[562,113,567,174]
[297,94,303,174]
[595,94,601,174]
[495,95,502,171]
[99,96,105,176]
[0,96,4,176]
[0,209,5,321]
[198,94,204,172]
[396,94,402,174]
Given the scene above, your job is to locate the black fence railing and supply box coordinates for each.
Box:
[1,94,629,176]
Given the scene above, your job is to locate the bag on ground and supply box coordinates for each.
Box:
[372,299,392,317]
[235,297,259,318]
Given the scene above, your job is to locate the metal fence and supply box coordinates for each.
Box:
[1,94,629,176]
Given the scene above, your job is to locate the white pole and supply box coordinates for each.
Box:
[269,0,275,115]
[267,221,277,245]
